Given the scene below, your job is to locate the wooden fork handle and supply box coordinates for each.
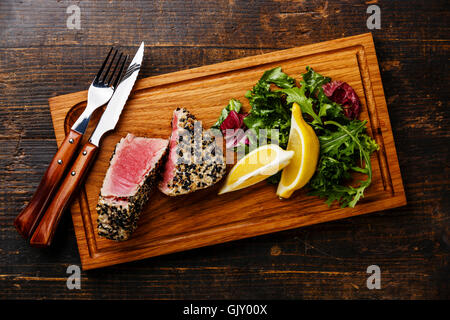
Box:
[14,130,83,239]
[30,142,98,247]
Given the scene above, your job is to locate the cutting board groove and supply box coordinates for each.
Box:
[48,33,406,270]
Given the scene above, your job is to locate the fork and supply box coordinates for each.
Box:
[14,47,126,239]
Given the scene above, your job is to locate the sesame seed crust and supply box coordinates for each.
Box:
[160,108,226,196]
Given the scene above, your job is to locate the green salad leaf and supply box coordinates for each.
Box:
[281,66,347,129]
[281,86,322,126]
[309,119,379,207]
[243,67,295,149]
[277,66,378,207]
[212,66,379,208]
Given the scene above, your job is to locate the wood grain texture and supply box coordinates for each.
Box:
[0,0,448,299]
[14,129,82,239]
[47,33,406,270]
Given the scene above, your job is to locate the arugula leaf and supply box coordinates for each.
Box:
[327,121,373,205]
[319,120,367,155]
[281,86,322,126]
[281,66,347,128]
[308,119,378,207]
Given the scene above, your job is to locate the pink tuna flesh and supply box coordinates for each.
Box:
[101,133,168,198]
[159,112,179,194]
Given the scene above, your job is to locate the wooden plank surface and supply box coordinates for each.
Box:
[49,33,406,270]
[0,0,448,298]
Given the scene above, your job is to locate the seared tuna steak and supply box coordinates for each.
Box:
[158,108,226,196]
[97,134,168,241]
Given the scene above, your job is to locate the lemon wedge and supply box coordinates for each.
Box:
[276,102,320,198]
[218,144,294,195]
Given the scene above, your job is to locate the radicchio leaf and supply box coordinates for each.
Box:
[220,110,249,148]
[322,81,361,119]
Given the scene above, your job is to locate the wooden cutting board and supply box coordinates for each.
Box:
[48,33,406,270]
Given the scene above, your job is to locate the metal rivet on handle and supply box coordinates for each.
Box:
[57,159,62,165]
[71,171,76,176]
[69,138,74,144]
[82,150,87,156]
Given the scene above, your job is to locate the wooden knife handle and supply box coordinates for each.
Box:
[14,130,83,239]
[30,142,98,247]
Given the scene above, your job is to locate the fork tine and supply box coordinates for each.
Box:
[101,49,118,84]
[112,55,128,88]
[105,52,123,86]
[94,47,113,83]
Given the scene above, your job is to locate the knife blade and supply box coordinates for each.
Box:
[90,41,144,146]
[29,42,144,247]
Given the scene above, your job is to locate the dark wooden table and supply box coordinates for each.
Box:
[0,0,448,300]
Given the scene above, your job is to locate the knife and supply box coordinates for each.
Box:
[29,42,144,247]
